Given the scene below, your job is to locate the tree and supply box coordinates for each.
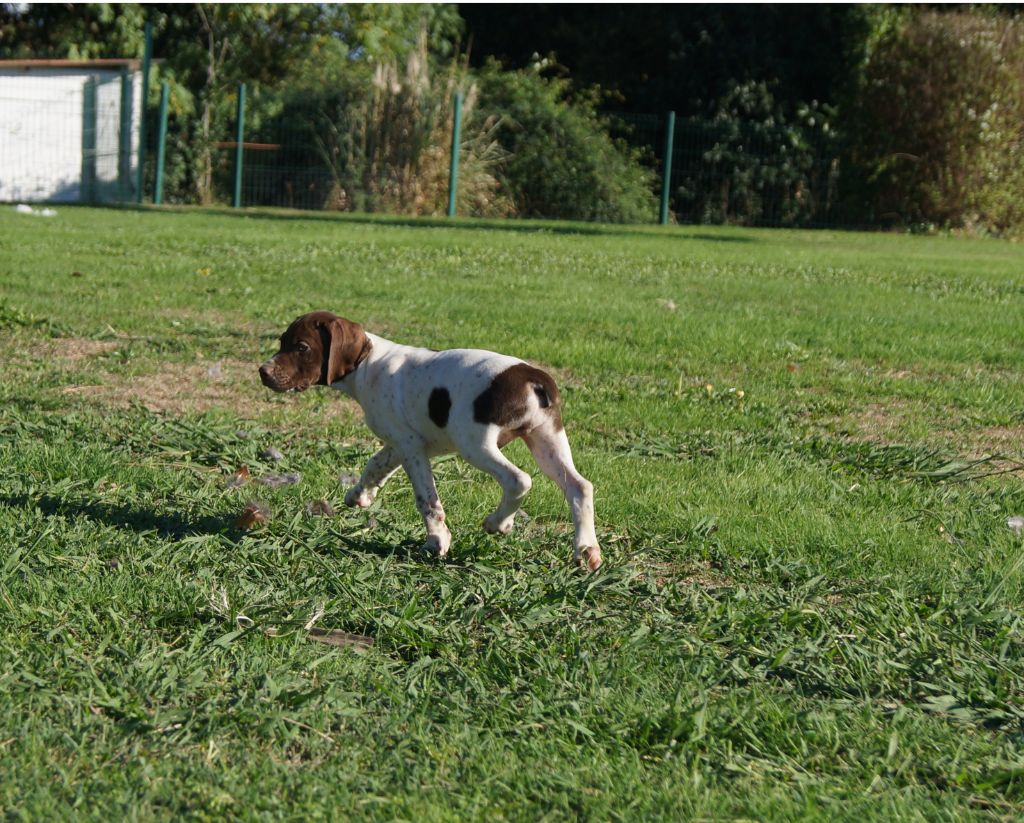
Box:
[0,3,463,202]
[458,4,869,117]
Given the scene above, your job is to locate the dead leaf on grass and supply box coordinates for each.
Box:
[226,466,250,488]
[236,501,270,530]
[256,473,300,488]
[304,500,335,518]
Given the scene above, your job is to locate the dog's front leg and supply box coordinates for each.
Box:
[345,445,401,508]
[401,450,451,557]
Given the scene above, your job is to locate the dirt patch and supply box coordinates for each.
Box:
[831,399,918,442]
[828,400,1023,460]
[530,361,582,391]
[645,560,733,589]
[60,357,361,420]
[35,338,121,361]
[956,425,1024,459]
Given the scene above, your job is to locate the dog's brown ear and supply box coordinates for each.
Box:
[321,316,370,385]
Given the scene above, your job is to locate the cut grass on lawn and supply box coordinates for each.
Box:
[1,205,1023,821]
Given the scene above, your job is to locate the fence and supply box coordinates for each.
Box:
[611,112,845,228]
[2,69,849,229]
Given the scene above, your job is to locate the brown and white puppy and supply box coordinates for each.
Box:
[259,311,602,570]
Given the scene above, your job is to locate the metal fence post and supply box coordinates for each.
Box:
[447,92,463,218]
[135,20,153,204]
[81,77,97,203]
[659,111,676,225]
[119,65,133,201]
[232,83,247,208]
[154,82,169,205]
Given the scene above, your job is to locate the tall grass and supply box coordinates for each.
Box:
[316,34,512,217]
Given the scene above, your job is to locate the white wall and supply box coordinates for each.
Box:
[0,67,142,203]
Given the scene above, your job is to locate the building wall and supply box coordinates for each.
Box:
[0,67,141,203]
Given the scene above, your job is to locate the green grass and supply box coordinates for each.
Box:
[1,205,1023,820]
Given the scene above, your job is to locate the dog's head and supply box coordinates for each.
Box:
[259,311,370,393]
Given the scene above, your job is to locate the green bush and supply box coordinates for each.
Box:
[243,37,511,217]
[478,61,658,223]
[675,80,841,227]
[844,9,1024,236]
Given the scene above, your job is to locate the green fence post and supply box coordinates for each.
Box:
[80,77,97,203]
[447,92,463,218]
[154,82,169,205]
[232,83,246,208]
[119,65,133,201]
[659,110,676,225]
[135,20,153,204]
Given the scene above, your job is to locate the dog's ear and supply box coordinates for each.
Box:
[320,316,370,385]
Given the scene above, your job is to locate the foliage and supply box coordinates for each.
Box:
[6,4,1024,231]
[284,35,509,217]
[237,33,509,217]
[460,5,870,121]
[844,9,1024,236]
[0,2,148,59]
[1,3,463,205]
[673,80,841,227]
[478,61,657,223]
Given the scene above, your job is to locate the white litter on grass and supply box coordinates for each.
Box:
[15,204,57,217]
[1008,515,1024,536]
[208,585,230,617]
[256,472,300,488]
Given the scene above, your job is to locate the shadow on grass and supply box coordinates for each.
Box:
[3,491,419,559]
[7,492,236,541]
[97,203,762,243]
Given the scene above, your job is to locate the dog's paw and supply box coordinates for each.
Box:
[344,486,373,508]
[575,545,603,572]
[422,533,451,558]
[483,513,515,535]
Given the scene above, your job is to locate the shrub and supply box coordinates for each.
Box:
[322,38,510,217]
[674,80,841,227]
[477,61,658,223]
[247,34,511,217]
[844,9,1024,236]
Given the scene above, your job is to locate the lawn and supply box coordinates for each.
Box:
[1,205,1023,821]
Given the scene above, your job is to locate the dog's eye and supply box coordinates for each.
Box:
[297,342,311,354]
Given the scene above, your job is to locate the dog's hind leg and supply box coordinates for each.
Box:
[460,437,533,536]
[523,422,601,571]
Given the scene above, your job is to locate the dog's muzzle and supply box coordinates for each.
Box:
[259,362,305,393]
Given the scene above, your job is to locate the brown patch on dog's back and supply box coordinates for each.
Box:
[473,363,563,432]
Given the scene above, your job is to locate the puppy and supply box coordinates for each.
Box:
[259,311,601,570]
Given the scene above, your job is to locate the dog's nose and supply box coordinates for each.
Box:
[258,363,273,384]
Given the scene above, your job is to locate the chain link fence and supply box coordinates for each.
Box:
[3,65,849,228]
[612,112,845,228]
